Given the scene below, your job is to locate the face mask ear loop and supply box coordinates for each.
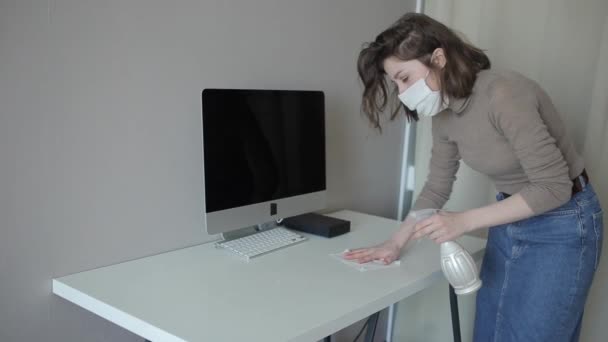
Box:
[425,51,439,86]
[425,53,443,94]
[423,69,433,90]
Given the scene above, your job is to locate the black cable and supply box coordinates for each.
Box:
[368,313,379,341]
[352,317,371,342]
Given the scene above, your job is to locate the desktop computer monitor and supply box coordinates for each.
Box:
[202,89,327,235]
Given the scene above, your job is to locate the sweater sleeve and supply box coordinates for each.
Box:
[412,119,460,211]
[489,78,572,214]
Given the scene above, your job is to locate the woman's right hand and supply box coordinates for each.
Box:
[342,239,402,265]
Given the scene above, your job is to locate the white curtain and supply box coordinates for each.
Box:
[398,1,608,341]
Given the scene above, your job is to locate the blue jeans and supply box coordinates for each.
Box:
[473,184,604,342]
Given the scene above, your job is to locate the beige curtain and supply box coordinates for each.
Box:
[398,1,608,341]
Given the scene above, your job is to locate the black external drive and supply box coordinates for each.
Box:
[282,212,350,238]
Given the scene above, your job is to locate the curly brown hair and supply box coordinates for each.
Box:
[357,13,490,130]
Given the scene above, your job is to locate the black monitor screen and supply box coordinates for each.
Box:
[202,89,326,213]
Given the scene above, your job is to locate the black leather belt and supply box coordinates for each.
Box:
[503,169,589,199]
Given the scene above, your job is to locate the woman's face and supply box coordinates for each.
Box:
[383,54,442,94]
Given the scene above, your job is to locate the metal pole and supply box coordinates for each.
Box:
[389,2,425,341]
[449,285,462,342]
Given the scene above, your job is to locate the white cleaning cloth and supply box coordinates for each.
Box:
[330,249,401,272]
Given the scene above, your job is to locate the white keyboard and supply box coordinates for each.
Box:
[215,227,307,261]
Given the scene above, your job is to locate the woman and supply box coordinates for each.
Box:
[344,12,603,341]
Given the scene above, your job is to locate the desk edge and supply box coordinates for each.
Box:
[52,279,186,342]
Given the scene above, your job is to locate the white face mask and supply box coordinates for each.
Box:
[398,71,449,117]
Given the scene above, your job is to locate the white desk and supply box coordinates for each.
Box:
[52,210,486,342]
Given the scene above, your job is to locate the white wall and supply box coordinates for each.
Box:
[0,1,415,341]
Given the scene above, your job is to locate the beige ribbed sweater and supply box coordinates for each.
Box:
[412,69,584,214]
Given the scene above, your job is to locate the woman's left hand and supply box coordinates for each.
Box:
[412,210,474,244]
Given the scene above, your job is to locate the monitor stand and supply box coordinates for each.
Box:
[217,219,281,243]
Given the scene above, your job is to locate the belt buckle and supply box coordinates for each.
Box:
[573,173,587,194]
[578,174,587,188]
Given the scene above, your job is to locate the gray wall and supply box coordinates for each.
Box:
[0,0,414,341]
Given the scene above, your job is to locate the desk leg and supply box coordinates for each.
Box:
[449,285,462,342]
[386,303,396,342]
[364,311,380,342]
